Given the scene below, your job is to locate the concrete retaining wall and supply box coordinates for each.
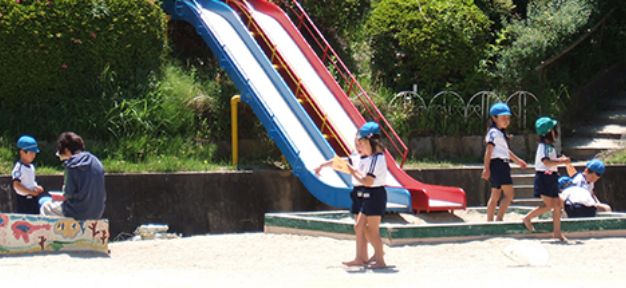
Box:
[408,134,539,161]
[1,165,624,238]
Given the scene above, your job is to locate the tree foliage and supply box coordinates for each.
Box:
[367,0,492,93]
[0,0,167,139]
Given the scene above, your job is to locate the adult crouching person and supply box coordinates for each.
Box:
[41,132,106,220]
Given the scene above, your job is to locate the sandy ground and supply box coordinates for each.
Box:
[1,233,625,287]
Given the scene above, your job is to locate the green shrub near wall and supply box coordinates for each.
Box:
[0,0,167,140]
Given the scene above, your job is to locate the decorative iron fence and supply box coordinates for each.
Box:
[386,89,541,136]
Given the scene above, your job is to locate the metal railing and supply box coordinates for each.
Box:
[279,0,410,166]
[225,0,351,156]
[389,90,541,133]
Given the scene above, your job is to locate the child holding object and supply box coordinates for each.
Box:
[522,117,570,241]
[482,103,528,221]
[315,122,388,269]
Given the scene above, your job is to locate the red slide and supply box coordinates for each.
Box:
[231,0,466,212]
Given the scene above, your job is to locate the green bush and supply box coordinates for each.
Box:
[367,0,491,93]
[0,0,167,140]
[484,0,594,91]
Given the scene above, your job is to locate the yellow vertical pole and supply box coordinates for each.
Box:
[231,95,241,167]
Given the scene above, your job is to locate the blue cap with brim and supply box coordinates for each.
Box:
[558,176,573,190]
[535,117,558,136]
[358,122,381,139]
[586,159,606,176]
[489,103,511,117]
[17,135,40,153]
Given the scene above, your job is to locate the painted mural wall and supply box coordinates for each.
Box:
[0,213,109,255]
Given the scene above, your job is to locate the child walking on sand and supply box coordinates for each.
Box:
[522,117,570,241]
[315,122,388,269]
[482,103,527,221]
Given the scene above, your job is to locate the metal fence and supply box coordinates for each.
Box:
[387,89,541,135]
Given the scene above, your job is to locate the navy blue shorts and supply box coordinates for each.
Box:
[534,172,560,198]
[490,159,512,189]
[352,186,386,217]
[15,194,40,214]
[350,186,364,215]
[565,202,597,218]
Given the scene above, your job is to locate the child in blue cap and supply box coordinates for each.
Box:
[315,121,388,269]
[558,176,606,218]
[11,135,45,214]
[482,103,528,221]
[522,117,570,241]
[565,159,611,213]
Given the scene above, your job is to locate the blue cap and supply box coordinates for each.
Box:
[38,196,52,206]
[558,176,573,190]
[358,122,381,139]
[586,159,606,175]
[535,117,558,136]
[489,103,511,117]
[17,135,40,153]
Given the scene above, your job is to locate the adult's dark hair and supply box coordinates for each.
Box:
[57,132,85,154]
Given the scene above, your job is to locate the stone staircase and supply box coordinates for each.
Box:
[563,96,626,160]
[510,167,542,207]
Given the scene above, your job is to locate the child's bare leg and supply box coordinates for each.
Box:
[496,185,514,221]
[486,188,502,222]
[365,215,386,268]
[522,197,551,232]
[550,199,566,241]
[596,203,612,212]
[343,213,368,266]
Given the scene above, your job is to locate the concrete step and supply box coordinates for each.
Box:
[597,110,626,125]
[572,124,626,140]
[512,198,543,206]
[509,166,536,174]
[513,185,535,198]
[563,137,626,160]
[512,174,534,186]
[564,137,625,149]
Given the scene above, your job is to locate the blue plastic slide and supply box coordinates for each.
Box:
[162,0,412,211]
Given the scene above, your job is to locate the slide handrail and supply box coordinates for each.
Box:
[225,0,351,157]
[164,0,357,208]
[278,0,409,166]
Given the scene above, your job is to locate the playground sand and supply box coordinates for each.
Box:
[1,233,625,287]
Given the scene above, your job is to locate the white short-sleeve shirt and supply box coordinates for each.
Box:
[11,161,38,197]
[571,173,594,192]
[535,142,558,172]
[354,152,386,187]
[485,126,510,160]
[560,186,597,207]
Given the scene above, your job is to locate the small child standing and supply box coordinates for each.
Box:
[482,103,528,221]
[11,135,45,214]
[315,122,388,269]
[522,117,570,241]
